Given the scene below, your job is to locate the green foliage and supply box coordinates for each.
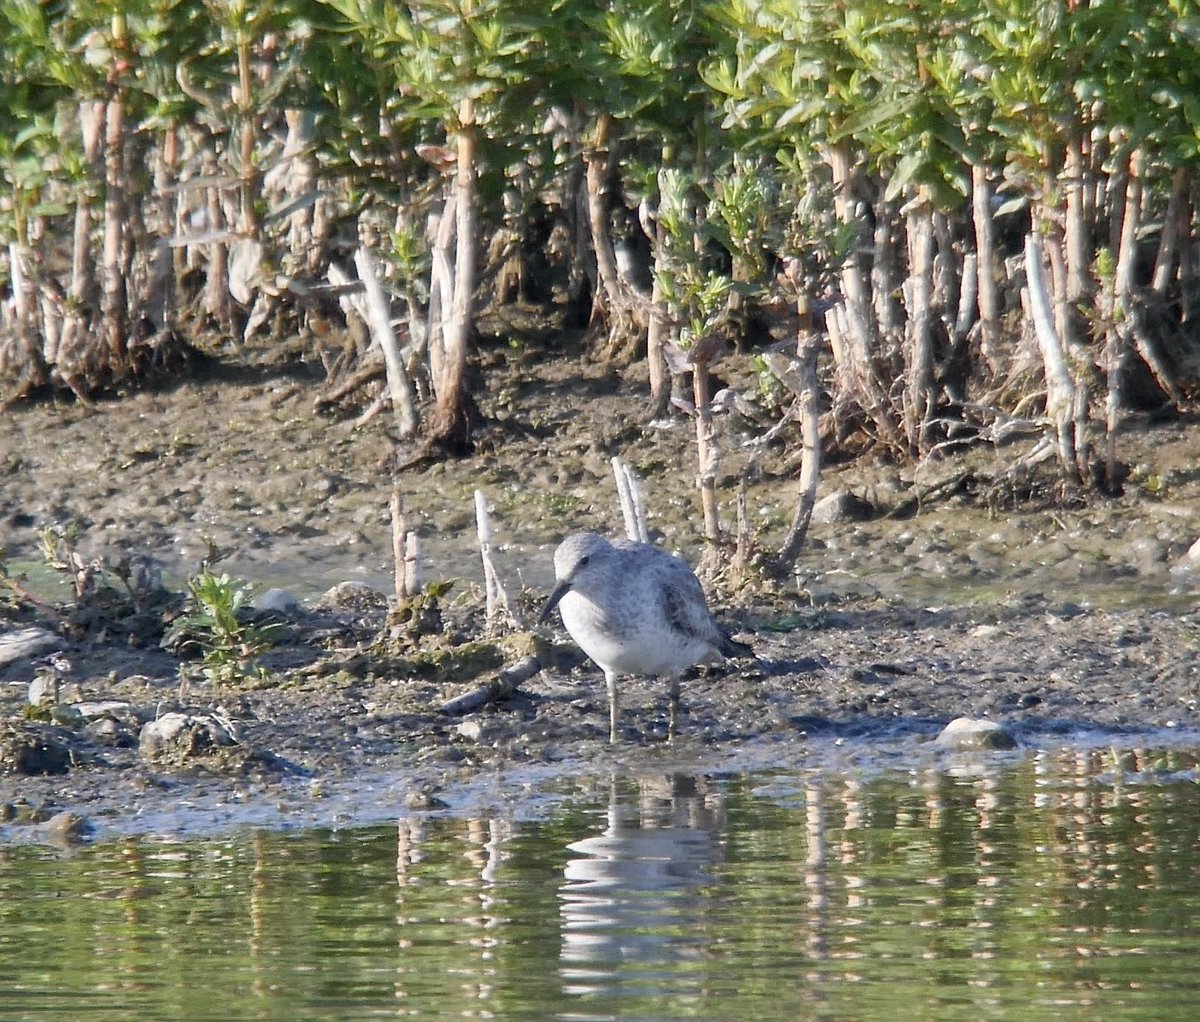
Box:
[174,571,277,686]
[389,218,431,292]
[706,155,773,278]
[3,0,1200,465]
[323,0,540,125]
[653,167,733,351]
[390,578,455,641]
[0,118,69,245]
[0,548,26,612]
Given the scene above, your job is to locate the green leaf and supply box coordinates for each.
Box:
[30,201,70,219]
[775,100,818,131]
[830,94,922,144]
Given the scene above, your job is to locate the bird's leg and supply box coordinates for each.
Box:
[605,669,619,744]
[667,674,680,742]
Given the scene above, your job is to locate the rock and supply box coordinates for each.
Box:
[255,588,300,613]
[27,675,59,707]
[456,719,486,741]
[67,702,140,748]
[1185,536,1200,565]
[85,717,127,746]
[315,581,388,611]
[404,789,450,811]
[1127,536,1167,567]
[139,713,236,765]
[41,811,92,846]
[0,799,53,824]
[0,724,73,775]
[0,628,61,669]
[935,717,1018,751]
[72,700,138,722]
[49,704,84,726]
[812,491,875,524]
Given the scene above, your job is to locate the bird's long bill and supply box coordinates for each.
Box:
[538,580,571,625]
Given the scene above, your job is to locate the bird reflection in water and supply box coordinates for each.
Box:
[559,773,723,997]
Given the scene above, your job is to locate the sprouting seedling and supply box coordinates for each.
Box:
[175,570,278,687]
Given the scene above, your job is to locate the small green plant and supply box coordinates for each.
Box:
[175,570,277,686]
[390,578,455,641]
[0,547,25,612]
[749,353,787,412]
[38,523,98,605]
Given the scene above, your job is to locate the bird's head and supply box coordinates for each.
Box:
[537,532,611,624]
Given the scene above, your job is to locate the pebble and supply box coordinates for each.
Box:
[456,720,486,741]
[49,704,84,726]
[0,628,60,669]
[812,491,875,524]
[255,588,300,613]
[139,713,235,763]
[935,717,1018,751]
[27,676,59,707]
[1126,536,1167,567]
[317,581,387,610]
[42,811,91,846]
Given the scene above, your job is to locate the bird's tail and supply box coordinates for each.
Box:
[720,633,755,660]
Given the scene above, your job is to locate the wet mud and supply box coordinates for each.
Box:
[2,339,1200,842]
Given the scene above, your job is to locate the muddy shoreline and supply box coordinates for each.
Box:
[3,346,1200,843]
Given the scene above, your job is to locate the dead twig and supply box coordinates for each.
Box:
[313,355,384,409]
[440,655,541,716]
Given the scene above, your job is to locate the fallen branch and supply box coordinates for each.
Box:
[349,389,390,429]
[440,654,541,716]
[313,355,384,409]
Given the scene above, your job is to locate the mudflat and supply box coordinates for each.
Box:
[2,339,1199,841]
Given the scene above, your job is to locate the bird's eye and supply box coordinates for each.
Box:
[578,555,590,567]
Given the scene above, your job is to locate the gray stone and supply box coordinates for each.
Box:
[256,588,300,613]
[42,811,91,846]
[0,725,73,776]
[1127,536,1167,567]
[455,719,486,741]
[72,700,138,722]
[0,628,60,669]
[316,581,388,611]
[49,704,84,726]
[139,713,236,764]
[812,491,875,524]
[27,675,59,707]
[935,716,1018,751]
[85,717,123,744]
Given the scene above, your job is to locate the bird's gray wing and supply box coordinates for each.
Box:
[660,559,752,658]
[660,566,724,648]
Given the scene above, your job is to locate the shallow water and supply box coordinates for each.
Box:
[3,749,1200,1021]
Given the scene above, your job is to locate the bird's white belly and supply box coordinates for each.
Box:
[559,592,709,676]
